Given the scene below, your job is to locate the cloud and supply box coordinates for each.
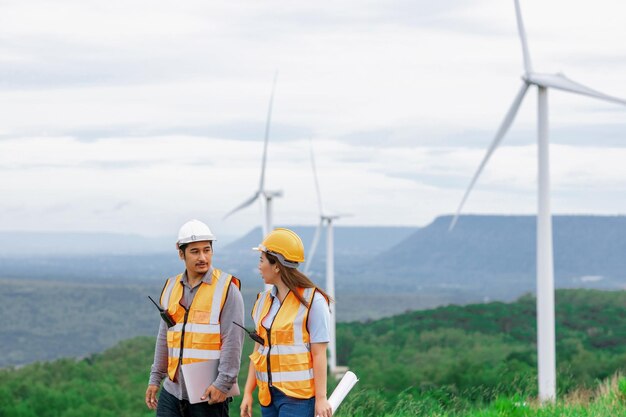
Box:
[1,0,626,237]
[93,201,131,214]
[1,133,626,236]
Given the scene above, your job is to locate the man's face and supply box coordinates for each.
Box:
[179,240,213,278]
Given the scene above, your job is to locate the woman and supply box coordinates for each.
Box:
[240,228,333,417]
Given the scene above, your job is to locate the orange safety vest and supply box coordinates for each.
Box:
[250,287,324,406]
[160,268,241,381]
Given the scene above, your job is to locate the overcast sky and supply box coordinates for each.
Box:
[2,0,626,239]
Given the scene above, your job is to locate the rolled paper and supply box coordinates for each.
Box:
[327,371,359,413]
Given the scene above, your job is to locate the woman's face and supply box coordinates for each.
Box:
[259,251,281,285]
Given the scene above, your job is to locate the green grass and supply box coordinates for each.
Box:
[3,289,626,416]
[335,374,626,416]
[2,336,626,417]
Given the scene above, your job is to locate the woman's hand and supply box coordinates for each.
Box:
[311,343,331,417]
[240,392,254,417]
[315,397,333,417]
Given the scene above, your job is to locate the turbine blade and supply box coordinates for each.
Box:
[526,73,626,106]
[449,82,530,231]
[304,219,323,275]
[309,137,324,215]
[514,0,533,74]
[259,71,279,192]
[223,191,260,220]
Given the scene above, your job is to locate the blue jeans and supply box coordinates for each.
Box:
[261,387,315,417]
[156,387,230,417]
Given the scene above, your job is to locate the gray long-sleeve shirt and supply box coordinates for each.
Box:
[148,269,244,400]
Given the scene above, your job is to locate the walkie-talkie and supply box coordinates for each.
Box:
[233,321,265,345]
[147,296,176,328]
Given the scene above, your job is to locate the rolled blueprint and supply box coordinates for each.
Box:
[328,371,359,413]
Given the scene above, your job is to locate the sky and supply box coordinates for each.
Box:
[1,0,626,239]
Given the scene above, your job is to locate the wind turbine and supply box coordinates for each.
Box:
[449,0,626,402]
[224,73,282,291]
[224,72,283,240]
[303,138,348,377]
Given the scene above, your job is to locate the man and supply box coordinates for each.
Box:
[146,219,244,417]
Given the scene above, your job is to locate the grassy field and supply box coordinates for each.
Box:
[1,336,626,417]
[338,377,626,416]
[2,288,626,416]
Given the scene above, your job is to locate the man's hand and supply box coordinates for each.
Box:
[145,385,159,410]
[201,384,227,404]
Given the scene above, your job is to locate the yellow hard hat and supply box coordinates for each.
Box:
[253,228,305,268]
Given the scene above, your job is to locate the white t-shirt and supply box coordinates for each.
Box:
[261,289,330,343]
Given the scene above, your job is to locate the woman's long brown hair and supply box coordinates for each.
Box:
[265,252,333,307]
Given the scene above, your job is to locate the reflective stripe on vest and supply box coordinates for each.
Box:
[254,369,314,383]
[168,348,221,361]
[250,287,318,406]
[160,268,239,381]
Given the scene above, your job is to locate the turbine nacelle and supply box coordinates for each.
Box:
[522,73,626,105]
[321,213,350,222]
[263,190,283,200]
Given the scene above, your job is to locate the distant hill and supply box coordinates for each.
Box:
[224,225,418,256]
[0,231,173,256]
[0,226,417,282]
[0,253,183,281]
[3,216,626,318]
[364,215,626,299]
[220,225,418,281]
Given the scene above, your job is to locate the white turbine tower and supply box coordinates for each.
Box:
[449,0,626,402]
[224,72,282,290]
[303,139,348,378]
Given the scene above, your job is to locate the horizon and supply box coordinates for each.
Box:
[1,212,626,238]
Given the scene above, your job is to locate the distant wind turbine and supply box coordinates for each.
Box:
[224,72,282,291]
[224,71,283,239]
[449,0,626,402]
[303,138,349,377]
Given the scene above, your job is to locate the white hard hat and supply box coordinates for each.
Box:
[177,219,216,246]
